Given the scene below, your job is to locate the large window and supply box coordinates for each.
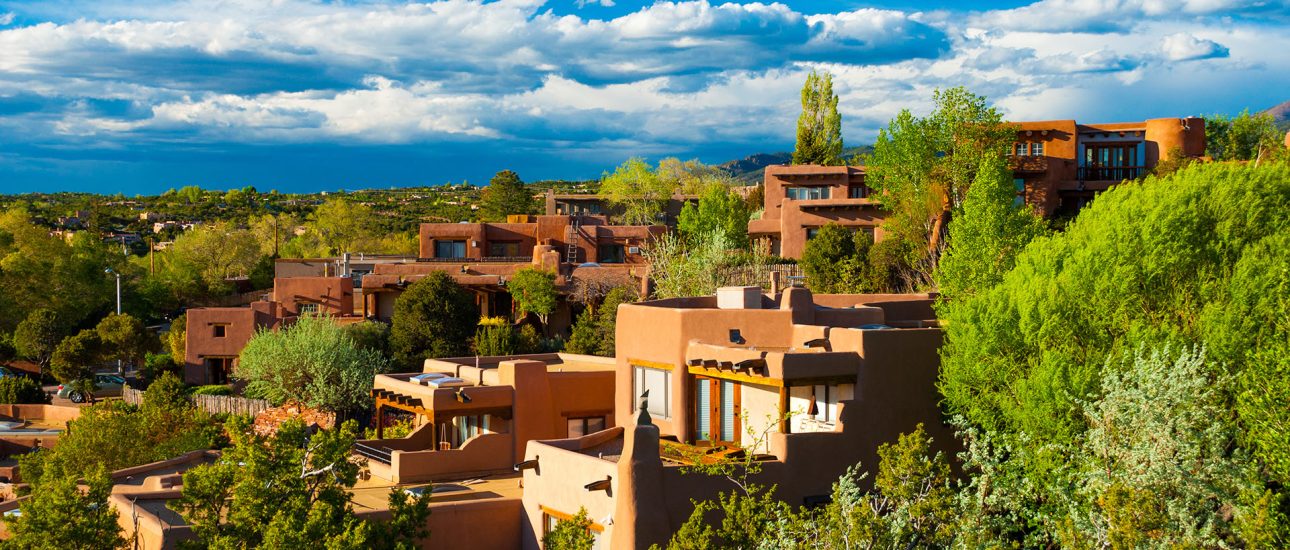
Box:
[785,186,830,200]
[488,242,521,257]
[297,302,319,315]
[694,377,740,443]
[847,185,867,199]
[434,240,467,259]
[597,244,626,264]
[632,365,671,419]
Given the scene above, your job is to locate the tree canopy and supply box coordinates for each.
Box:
[480,170,538,221]
[508,267,557,329]
[1205,109,1286,162]
[390,271,479,366]
[677,184,752,249]
[13,308,63,377]
[792,70,844,166]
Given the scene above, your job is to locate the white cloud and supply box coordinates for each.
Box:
[1159,32,1230,60]
[0,12,14,26]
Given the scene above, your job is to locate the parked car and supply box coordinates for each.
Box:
[0,367,24,379]
[56,374,126,403]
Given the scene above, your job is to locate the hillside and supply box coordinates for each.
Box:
[1263,100,1290,131]
[718,145,872,184]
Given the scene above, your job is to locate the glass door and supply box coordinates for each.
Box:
[693,377,740,444]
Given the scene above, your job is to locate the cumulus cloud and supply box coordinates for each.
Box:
[1159,32,1230,60]
[978,0,1280,33]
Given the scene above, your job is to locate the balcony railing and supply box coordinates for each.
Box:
[354,442,394,465]
[1078,166,1146,182]
[417,256,531,263]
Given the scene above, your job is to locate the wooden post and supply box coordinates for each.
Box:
[778,386,789,433]
[376,403,385,440]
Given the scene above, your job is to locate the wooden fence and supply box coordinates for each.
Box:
[123,387,271,416]
[715,263,806,289]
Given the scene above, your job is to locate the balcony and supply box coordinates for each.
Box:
[1078,166,1145,182]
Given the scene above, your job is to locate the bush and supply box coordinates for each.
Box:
[473,318,517,356]
[237,315,392,413]
[142,352,178,383]
[390,271,479,367]
[191,385,233,396]
[143,371,189,411]
[345,321,391,358]
[0,376,50,404]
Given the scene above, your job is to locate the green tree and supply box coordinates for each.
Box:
[508,267,557,333]
[95,313,157,372]
[143,371,190,412]
[565,286,634,357]
[542,508,597,550]
[305,197,382,256]
[50,329,101,387]
[345,320,391,359]
[236,315,391,414]
[934,153,1046,300]
[677,184,752,250]
[167,314,187,362]
[390,272,479,367]
[479,170,537,221]
[799,223,863,294]
[643,230,771,299]
[473,317,517,356]
[13,308,63,378]
[792,69,844,166]
[598,158,674,225]
[172,417,431,549]
[0,208,121,331]
[165,221,263,298]
[5,459,123,549]
[865,87,1016,285]
[0,376,50,404]
[1205,109,1284,162]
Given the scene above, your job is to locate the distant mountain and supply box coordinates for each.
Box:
[718,145,872,184]
[1263,100,1290,131]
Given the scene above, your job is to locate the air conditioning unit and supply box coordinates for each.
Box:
[628,246,640,254]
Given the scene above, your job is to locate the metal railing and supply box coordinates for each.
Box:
[417,256,531,263]
[354,442,394,465]
[1078,166,1145,181]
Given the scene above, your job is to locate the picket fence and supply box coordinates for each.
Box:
[122,387,271,416]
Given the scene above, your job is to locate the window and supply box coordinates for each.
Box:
[212,324,227,338]
[1013,178,1026,207]
[434,240,467,259]
[806,228,819,240]
[297,302,319,315]
[1014,143,1027,156]
[694,377,740,443]
[203,357,234,385]
[847,185,867,199]
[488,242,521,257]
[567,416,607,438]
[785,186,829,200]
[632,365,671,419]
[790,383,851,433]
[1030,142,1044,156]
[597,244,626,264]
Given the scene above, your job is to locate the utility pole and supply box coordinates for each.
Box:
[106,267,123,376]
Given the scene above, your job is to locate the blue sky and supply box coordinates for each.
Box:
[0,0,1286,194]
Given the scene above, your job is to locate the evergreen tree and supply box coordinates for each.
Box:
[480,169,537,222]
[390,271,479,367]
[792,70,844,166]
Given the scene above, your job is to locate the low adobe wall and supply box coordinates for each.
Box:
[0,404,81,424]
[387,432,514,484]
[357,496,523,550]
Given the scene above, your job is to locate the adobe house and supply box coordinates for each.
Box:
[183,277,356,385]
[357,352,615,485]
[750,117,1206,259]
[544,190,698,227]
[518,287,954,549]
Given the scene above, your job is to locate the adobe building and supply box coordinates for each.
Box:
[750,117,1206,259]
[183,276,358,385]
[544,190,698,227]
[357,352,615,485]
[518,287,954,549]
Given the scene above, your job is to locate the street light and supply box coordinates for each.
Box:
[104,268,121,315]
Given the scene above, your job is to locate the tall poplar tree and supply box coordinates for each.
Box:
[792,70,844,166]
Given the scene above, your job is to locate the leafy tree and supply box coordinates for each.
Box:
[12,308,63,378]
[143,371,190,411]
[644,230,771,299]
[236,315,391,414]
[5,459,123,549]
[0,208,121,331]
[792,69,844,166]
[934,153,1046,300]
[799,223,866,294]
[508,267,557,333]
[167,314,187,362]
[677,184,752,250]
[345,320,391,359]
[865,87,1016,285]
[0,376,50,404]
[542,508,597,550]
[938,161,1290,542]
[305,197,381,256]
[96,312,157,371]
[50,329,101,386]
[1205,109,1285,162]
[473,317,517,356]
[390,271,479,367]
[656,158,728,195]
[176,185,205,204]
[172,417,431,549]
[479,170,537,221]
[598,158,674,225]
[165,221,263,298]
[565,286,634,357]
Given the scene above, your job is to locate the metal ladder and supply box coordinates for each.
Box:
[565,216,580,263]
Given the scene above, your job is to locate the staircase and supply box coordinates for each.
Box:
[565,216,581,264]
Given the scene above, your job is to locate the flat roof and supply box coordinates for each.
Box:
[350,473,524,511]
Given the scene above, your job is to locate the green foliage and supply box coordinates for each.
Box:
[364,415,417,440]
[938,161,1290,542]
[677,184,752,249]
[167,314,187,361]
[644,230,770,299]
[143,371,190,411]
[345,320,391,359]
[236,315,391,413]
[865,87,1015,285]
[49,329,101,384]
[1205,109,1285,161]
[0,208,123,332]
[95,312,158,370]
[599,158,727,225]
[793,70,844,166]
[12,308,63,376]
[542,508,597,550]
[6,458,123,549]
[0,376,50,404]
[480,169,538,221]
[19,400,218,484]
[934,153,1047,300]
[508,267,557,330]
[164,221,263,298]
[173,418,431,549]
[389,271,479,367]
[800,224,865,294]
[564,286,634,357]
[191,384,233,396]
[516,324,544,354]
[142,351,179,382]
[473,317,518,356]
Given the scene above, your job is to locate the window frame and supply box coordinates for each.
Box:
[212,324,228,338]
[631,365,671,420]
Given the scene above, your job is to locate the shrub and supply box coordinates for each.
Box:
[473,317,517,356]
[143,371,189,411]
[0,376,50,404]
[191,385,233,396]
